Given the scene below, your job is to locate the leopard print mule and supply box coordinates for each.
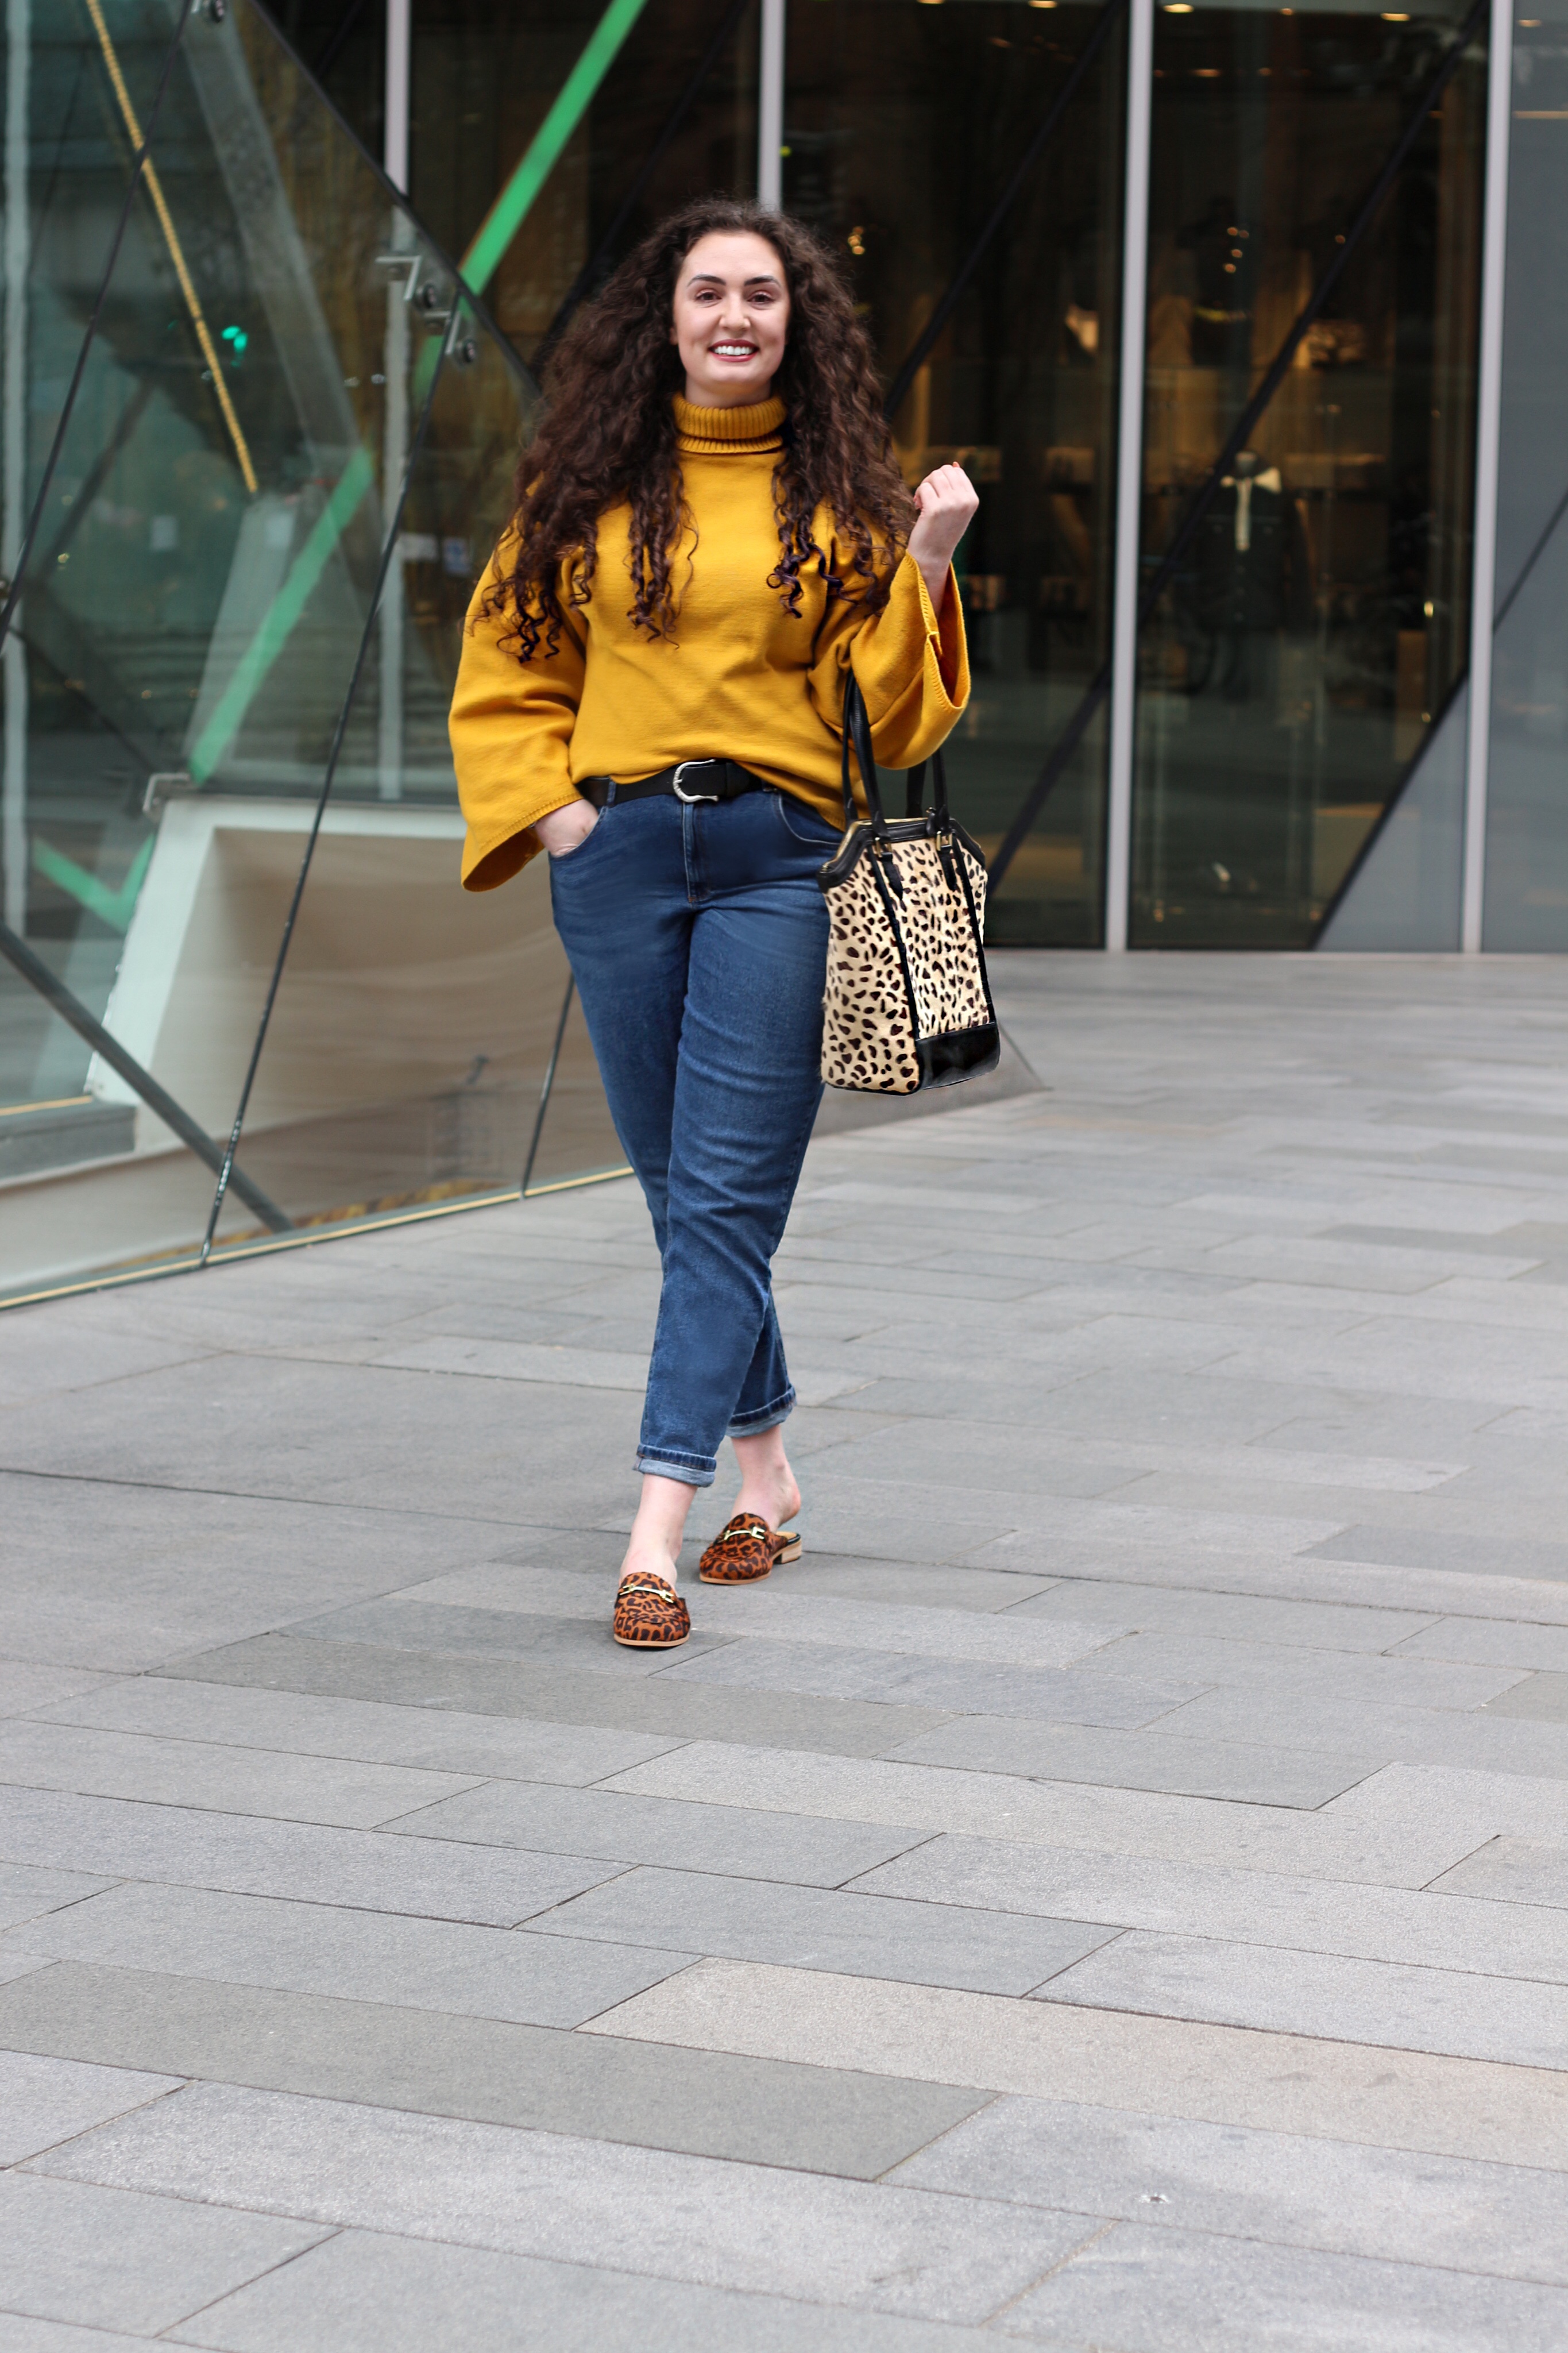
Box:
[698,1512,802,1584]
[612,1573,691,1648]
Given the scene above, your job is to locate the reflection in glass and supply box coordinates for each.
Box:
[235,294,621,1232]
[785,0,1126,945]
[0,0,618,1304]
[1,0,200,1168]
[1130,2,1485,947]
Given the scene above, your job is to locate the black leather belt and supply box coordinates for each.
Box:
[580,759,767,811]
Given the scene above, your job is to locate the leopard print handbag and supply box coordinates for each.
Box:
[817,674,1001,1096]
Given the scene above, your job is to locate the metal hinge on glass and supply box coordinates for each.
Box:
[144,772,195,817]
[373,253,472,358]
[374,249,424,304]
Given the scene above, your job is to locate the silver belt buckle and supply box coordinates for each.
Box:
[672,759,721,803]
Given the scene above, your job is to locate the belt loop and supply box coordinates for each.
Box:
[605,780,617,807]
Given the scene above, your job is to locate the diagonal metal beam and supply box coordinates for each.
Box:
[0,0,195,662]
[987,0,1489,898]
[0,918,291,1231]
[521,973,576,1195]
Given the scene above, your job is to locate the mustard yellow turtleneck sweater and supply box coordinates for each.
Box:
[449,394,970,890]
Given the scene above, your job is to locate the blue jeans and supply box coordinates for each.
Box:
[548,786,838,1486]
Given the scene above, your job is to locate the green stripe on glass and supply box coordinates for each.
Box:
[460,0,651,295]
[188,446,377,785]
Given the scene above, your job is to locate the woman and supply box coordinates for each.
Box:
[450,198,975,1649]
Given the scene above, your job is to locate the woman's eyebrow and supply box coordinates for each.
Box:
[683,271,784,290]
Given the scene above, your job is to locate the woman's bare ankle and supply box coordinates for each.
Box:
[731,1434,800,1530]
[619,1471,697,1590]
[619,1536,681,1588]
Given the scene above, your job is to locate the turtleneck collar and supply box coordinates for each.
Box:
[673,394,786,456]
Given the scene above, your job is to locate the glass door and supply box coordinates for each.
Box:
[1127,0,1486,947]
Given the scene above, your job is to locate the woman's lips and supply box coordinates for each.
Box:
[709,343,759,360]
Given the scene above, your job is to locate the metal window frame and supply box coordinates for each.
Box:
[1461,0,1513,954]
[1104,0,1153,954]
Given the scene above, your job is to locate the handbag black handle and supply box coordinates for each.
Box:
[903,750,951,824]
[841,670,951,833]
[840,673,886,835]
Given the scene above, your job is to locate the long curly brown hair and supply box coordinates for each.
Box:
[486,198,913,658]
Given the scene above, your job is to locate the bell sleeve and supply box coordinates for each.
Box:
[449,549,588,892]
[807,546,970,776]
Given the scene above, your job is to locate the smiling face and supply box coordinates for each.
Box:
[670,231,790,408]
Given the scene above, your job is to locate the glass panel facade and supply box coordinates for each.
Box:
[0,0,619,1307]
[240,294,622,1229]
[1482,2,1568,947]
[783,0,1126,946]
[1129,0,1485,948]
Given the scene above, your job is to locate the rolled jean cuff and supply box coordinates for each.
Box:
[726,1384,796,1438]
[635,1448,717,1487]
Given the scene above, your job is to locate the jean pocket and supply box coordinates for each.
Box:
[774,792,843,848]
[547,811,605,863]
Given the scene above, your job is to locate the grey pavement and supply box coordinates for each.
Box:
[5,952,1568,2347]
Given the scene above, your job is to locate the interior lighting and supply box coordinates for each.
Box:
[1028,2,1058,10]
[1381,11,1410,18]
[1164,5,1194,11]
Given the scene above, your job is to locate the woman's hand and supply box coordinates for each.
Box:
[907,462,980,610]
[534,799,600,857]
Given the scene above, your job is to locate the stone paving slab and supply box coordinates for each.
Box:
[387,1780,928,1887]
[0,2317,165,2352]
[159,1633,955,1756]
[0,1866,111,1934]
[597,1741,1494,1885]
[845,1833,1568,1980]
[0,1785,627,1924]
[887,1716,1385,1805]
[1431,1836,1568,1905]
[999,2221,1568,2352]
[164,2230,994,2353]
[530,1864,1121,1993]
[28,1677,684,1784]
[6,954,1568,2344]
[0,2171,329,2338]
[0,2049,179,2167]
[584,1958,1568,2170]
[1034,1927,1568,2068]
[4,1883,688,2028]
[0,1721,487,1828]
[0,1964,987,2177]
[890,2091,1568,2282]
[32,2081,1100,2325]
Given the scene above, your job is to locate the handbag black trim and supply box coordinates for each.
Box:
[816,813,989,892]
[918,1023,1002,1086]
